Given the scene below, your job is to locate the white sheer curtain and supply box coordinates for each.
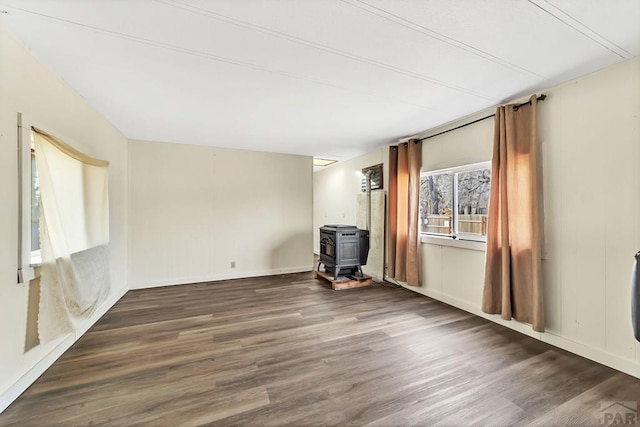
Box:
[33,128,110,344]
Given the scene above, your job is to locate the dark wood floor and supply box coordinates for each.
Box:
[2,272,640,426]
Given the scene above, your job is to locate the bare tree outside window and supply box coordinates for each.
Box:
[420,172,453,235]
[457,168,490,237]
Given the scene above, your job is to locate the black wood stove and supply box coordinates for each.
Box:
[318,225,369,279]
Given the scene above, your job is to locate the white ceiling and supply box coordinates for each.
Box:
[1,0,639,164]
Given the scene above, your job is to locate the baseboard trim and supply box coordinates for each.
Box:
[0,334,73,415]
[386,276,640,380]
[76,285,128,338]
[129,266,313,290]
[0,285,128,414]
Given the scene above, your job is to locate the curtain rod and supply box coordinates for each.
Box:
[416,94,546,142]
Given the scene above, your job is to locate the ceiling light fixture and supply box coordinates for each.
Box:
[313,158,337,167]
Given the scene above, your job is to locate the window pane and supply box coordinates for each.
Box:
[360,163,383,191]
[31,151,41,252]
[457,168,491,236]
[420,172,453,235]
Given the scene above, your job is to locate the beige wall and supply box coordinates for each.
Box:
[0,26,128,410]
[418,57,640,377]
[313,57,640,378]
[128,140,313,288]
[313,149,387,278]
[540,57,639,367]
[418,113,494,305]
[313,149,386,252]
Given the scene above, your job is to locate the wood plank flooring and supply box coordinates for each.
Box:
[2,272,640,426]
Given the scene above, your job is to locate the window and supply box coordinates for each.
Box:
[17,113,35,283]
[361,163,383,191]
[420,162,491,242]
[17,113,45,283]
[420,171,453,235]
[31,147,41,264]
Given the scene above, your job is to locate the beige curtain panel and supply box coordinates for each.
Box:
[388,147,398,278]
[388,141,422,286]
[33,128,111,344]
[482,95,544,332]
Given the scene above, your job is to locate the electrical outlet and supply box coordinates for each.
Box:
[230,261,236,268]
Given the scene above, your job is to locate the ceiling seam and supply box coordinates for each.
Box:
[340,0,547,80]
[0,4,469,114]
[155,0,499,102]
[527,0,632,59]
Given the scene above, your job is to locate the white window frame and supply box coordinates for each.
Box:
[17,113,47,283]
[17,113,35,283]
[420,161,491,245]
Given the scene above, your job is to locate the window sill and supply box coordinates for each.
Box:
[30,258,42,268]
[18,266,35,284]
[18,260,42,284]
[421,235,486,251]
